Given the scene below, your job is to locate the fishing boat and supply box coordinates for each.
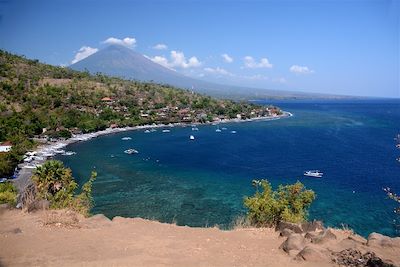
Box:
[121,137,132,140]
[230,130,237,134]
[162,129,171,133]
[304,170,323,178]
[124,148,139,154]
[190,135,195,140]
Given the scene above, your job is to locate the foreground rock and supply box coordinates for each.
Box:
[278,221,400,266]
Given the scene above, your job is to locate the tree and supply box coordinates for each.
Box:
[72,171,97,217]
[244,179,315,226]
[32,160,77,208]
[31,160,97,216]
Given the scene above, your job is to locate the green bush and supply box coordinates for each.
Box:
[71,171,97,217]
[32,160,96,216]
[0,182,17,206]
[244,179,315,226]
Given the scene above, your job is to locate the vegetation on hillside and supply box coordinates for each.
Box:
[0,49,282,177]
[0,182,17,206]
[31,160,96,216]
[244,179,316,226]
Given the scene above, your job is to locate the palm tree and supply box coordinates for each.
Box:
[32,160,77,205]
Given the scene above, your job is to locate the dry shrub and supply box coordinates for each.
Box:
[42,210,81,229]
[20,183,37,210]
[232,216,252,229]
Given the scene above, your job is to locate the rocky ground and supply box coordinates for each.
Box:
[0,205,399,267]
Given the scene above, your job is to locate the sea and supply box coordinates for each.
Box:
[56,99,400,237]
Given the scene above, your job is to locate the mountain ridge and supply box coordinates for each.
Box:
[70,45,356,100]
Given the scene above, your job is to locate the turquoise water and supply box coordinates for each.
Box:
[57,100,400,237]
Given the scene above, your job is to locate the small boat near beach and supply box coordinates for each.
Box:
[304,170,323,178]
[162,129,171,133]
[230,130,237,134]
[121,137,132,140]
[192,127,199,131]
[215,127,222,133]
[63,151,76,156]
[190,135,195,140]
[124,148,139,154]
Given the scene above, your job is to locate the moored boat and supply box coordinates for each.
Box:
[304,170,323,178]
[124,148,139,154]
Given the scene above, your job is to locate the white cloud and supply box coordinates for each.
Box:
[243,56,273,68]
[103,37,136,48]
[153,43,168,50]
[71,46,98,64]
[151,55,171,68]
[221,53,233,63]
[289,65,314,74]
[150,50,202,69]
[204,67,233,76]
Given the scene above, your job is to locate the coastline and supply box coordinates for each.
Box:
[12,111,293,199]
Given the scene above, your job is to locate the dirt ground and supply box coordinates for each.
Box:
[1,208,399,267]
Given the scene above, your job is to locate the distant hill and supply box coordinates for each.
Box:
[70,45,351,100]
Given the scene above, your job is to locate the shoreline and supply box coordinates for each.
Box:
[12,111,293,199]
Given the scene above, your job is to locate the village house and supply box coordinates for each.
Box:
[101,97,114,105]
[0,141,12,153]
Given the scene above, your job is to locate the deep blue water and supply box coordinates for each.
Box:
[57,99,400,237]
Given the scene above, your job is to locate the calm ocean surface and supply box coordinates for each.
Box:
[57,99,400,237]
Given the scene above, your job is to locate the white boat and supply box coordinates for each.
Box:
[54,149,65,154]
[150,128,157,132]
[42,152,55,157]
[144,130,151,133]
[124,148,139,154]
[63,151,76,156]
[162,129,170,133]
[221,127,227,130]
[215,127,222,132]
[304,170,323,178]
[121,137,132,140]
[230,130,237,134]
[190,135,195,140]
[192,127,199,131]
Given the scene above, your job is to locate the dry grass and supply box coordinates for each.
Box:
[232,215,252,229]
[41,210,81,229]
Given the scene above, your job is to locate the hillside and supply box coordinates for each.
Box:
[0,49,281,176]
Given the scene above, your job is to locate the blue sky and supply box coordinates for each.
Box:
[0,0,399,97]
